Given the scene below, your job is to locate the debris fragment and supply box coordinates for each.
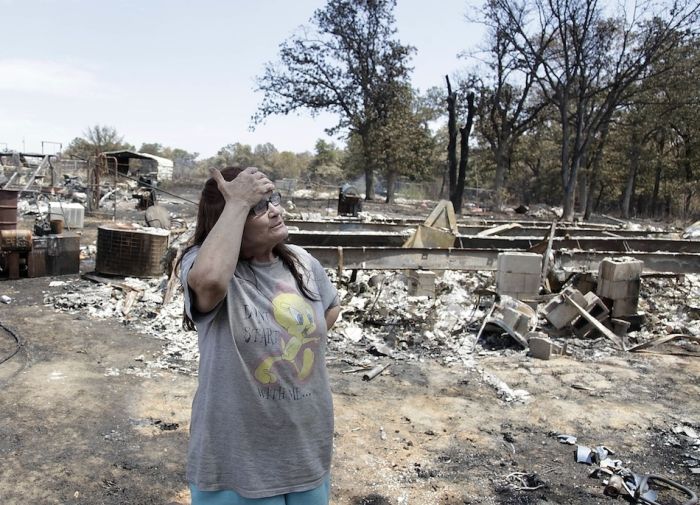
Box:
[573,441,699,504]
[479,295,537,348]
[528,333,565,360]
[557,434,577,445]
[502,471,546,491]
[481,371,531,403]
[363,363,391,381]
[627,333,700,356]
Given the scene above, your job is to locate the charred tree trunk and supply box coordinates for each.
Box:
[448,84,476,214]
[446,76,458,200]
[453,92,475,214]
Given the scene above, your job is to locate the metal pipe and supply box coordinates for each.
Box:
[362,363,391,381]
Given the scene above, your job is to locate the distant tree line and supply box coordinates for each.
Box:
[63,0,700,221]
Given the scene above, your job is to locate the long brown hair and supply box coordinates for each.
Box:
[177,166,318,331]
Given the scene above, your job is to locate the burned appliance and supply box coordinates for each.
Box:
[338,184,362,217]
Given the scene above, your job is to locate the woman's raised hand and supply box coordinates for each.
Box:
[210,167,275,209]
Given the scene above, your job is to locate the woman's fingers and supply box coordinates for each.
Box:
[209,169,226,191]
[209,167,275,208]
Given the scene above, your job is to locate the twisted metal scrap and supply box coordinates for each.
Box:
[503,471,546,491]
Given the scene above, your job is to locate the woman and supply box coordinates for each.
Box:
[179,166,340,505]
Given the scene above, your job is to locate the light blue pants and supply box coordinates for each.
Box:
[190,476,330,505]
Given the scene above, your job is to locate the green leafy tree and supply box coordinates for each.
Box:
[169,148,200,178]
[64,125,133,161]
[254,0,414,200]
[364,84,437,203]
[309,139,344,184]
[253,143,278,170]
[270,151,309,181]
[138,142,165,156]
[214,143,255,168]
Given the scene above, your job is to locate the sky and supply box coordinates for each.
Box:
[1,0,484,158]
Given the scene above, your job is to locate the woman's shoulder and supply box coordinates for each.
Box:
[181,245,201,264]
[285,243,309,258]
[285,243,321,267]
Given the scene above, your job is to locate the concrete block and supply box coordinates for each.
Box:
[612,297,638,317]
[528,334,564,360]
[497,252,542,275]
[573,292,610,338]
[521,273,541,293]
[543,287,587,329]
[598,257,643,282]
[500,306,531,337]
[571,272,596,295]
[610,318,631,337]
[583,291,608,313]
[496,271,525,293]
[616,311,646,331]
[497,272,541,298]
[597,278,640,300]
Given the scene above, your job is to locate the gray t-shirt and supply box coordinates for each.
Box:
[180,244,338,498]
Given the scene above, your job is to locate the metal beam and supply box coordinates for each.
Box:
[555,250,700,275]
[286,219,667,237]
[303,246,700,274]
[288,232,700,253]
[305,247,501,271]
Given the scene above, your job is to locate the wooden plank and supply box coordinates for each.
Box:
[422,200,458,233]
[477,223,523,236]
[540,221,557,289]
[563,294,625,350]
[403,225,455,248]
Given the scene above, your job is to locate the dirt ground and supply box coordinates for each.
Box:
[1,186,698,505]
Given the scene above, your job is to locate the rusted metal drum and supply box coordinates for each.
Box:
[0,189,19,230]
[95,224,170,277]
[0,229,32,251]
[50,219,64,234]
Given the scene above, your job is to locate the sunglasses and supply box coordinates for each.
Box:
[249,192,282,216]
